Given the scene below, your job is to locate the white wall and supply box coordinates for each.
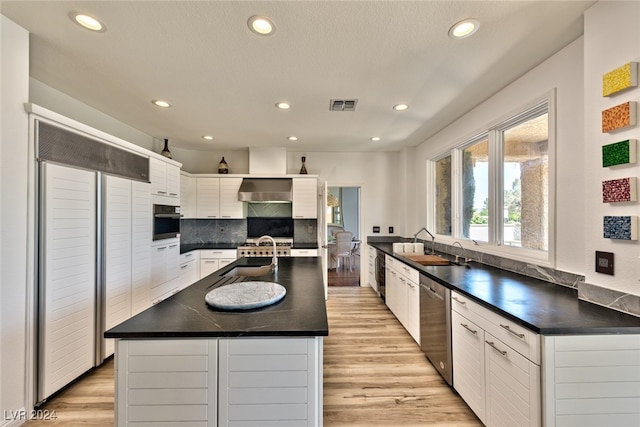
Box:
[583,1,640,296]
[288,151,403,240]
[413,37,585,275]
[1,15,30,423]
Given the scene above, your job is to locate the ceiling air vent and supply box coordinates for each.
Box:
[329,99,358,111]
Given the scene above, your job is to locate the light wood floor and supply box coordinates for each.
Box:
[26,286,480,426]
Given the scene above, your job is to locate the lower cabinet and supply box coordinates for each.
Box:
[150,239,180,304]
[385,256,420,344]
[451,291,541,426]
[178,251,199,291]
[115,337,323,426]
[199,249,237,279]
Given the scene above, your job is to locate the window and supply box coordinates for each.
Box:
[501,112,549,250]
[435,155,452,236]
[431,97,552,262]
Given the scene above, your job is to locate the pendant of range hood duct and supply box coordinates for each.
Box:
[237,178,293,202]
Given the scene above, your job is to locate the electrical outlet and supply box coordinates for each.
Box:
[373,226,380,233]
[220,227,225,233]
[389,226,394,234]
[307,225,313,234]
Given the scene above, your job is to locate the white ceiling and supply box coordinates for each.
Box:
[1,1,595,152]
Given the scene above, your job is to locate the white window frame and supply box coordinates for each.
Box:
[428,90,556,267]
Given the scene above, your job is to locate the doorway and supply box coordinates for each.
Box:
[327,186,361,286]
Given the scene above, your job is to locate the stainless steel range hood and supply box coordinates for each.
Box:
[238,178,293,202]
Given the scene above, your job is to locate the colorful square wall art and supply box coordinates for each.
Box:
[602,62,638,97]
[602,139,637,167]
[603,215,638,240]
[601,101,636,133]
[602,177,637,203]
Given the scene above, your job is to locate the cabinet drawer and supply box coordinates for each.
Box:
[386,256,419,282]
[200,249,236,259]
[452,291,540,364]
[179,250,198,263]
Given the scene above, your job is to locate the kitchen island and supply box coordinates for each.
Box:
[105,256,328,427]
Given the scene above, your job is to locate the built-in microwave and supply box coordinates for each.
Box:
[153,204,181,240]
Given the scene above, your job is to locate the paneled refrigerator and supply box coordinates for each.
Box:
[35,119,150,403]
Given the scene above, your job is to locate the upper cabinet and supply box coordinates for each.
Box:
[292,177,317,218]
[180,172,196,219]
[150,157,180,205]
[196,177,244,219]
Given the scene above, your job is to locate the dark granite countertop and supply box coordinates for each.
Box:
[105,256,328,338]
[369,241,640,335]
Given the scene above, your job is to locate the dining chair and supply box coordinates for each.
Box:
[333,231,354,271]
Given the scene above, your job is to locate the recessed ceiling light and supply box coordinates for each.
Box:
[287,136,298,141]
[248,15,276,36]
[276,102,291,110]
[203,135,214,141]
[449,19,480,39]
[393,104,409,111]
[69,12,106,32]
[152,100,171,108]
[370,137,381,142]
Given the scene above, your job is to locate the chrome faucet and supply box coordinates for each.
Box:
[451,241,470,264]
[413,227,436,254]
[257,235,278,272]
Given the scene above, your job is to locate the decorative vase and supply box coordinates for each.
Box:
[161,138,172,159]
[218,157,229,174]
[299,156,308,174]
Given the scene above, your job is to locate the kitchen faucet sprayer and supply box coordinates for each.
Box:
[452,241,472,265]
[413,227,436,254]
[257,235,278,272]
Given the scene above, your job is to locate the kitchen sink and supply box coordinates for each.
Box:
[402,254,451,266]
[223,265,273,277]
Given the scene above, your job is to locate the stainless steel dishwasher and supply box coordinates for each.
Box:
[419,275,452,385]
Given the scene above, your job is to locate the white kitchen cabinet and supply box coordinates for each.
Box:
[104,176,133,359]
[180,172,197,219]
[178,250,199,291]
[451,291,541,427]
[150,238,180,303]
[199,249,237,279]
[196,177,244,219]
[290,248,318,257]
[219,177,244,218]
[115,336,323,427]
[131,180,152,316]
[149,157,180,204]
[385,256,420,344]
[292,177,317,218]
[451,310,486,423]
[196,177,220,218]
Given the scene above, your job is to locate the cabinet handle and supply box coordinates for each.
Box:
[169,192,178,196]
[185,253,193,257]
[399,277,406,283]
[180,265,189,269]
[485,340,508,357]
[157,191,167,194]
[460,323,477,335]
[204,260,217,263]
[157,247,167,251]
[207,216,217,218]
[500,324,526,340]
[169,244,178,248]
[452,296,466,305]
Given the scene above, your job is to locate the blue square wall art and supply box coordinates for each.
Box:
[603,216,638,240]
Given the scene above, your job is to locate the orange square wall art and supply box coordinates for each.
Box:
[602,101,636,133]
[602,62,638,97]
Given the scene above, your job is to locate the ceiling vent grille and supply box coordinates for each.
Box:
[329,99,358,111]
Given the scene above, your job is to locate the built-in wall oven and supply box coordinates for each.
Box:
[153,204,181,240]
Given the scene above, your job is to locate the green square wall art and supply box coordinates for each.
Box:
[602,139,637,167]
